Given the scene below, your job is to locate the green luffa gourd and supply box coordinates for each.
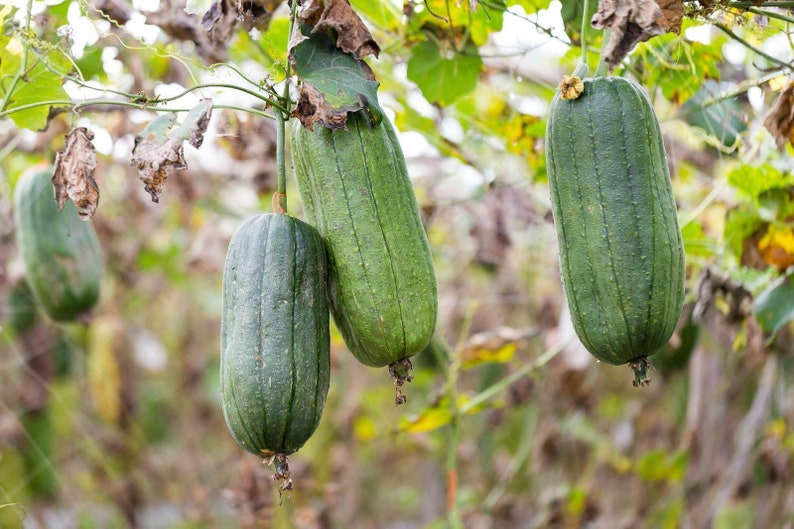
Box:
[546,76,686,385]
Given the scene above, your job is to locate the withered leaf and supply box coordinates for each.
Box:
[764,81,794,151]
[591,0,665,68]
[293,0,379,60]
[656,0,683,34]
[131,99,213,203]
[290,30,383,130]
[52,127,99,221]
[312,0,379,60]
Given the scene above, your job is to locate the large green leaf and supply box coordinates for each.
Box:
[292,30,383,126]
[407,40,483,107]
[0,37,70,131]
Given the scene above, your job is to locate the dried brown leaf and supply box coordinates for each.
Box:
[131,101,212,203]
[591,0,665,68]
[52,127,99,221]
[292,83,352,130]
[295,0,379,60]
[132,136,187,203]
[656,0,683,34]
[313,0,379,60]
[296,0,324,26]
[764,82,794,150]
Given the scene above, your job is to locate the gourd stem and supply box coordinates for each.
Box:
[580,0,590,66]
[274,0,299,215]
[275,104,287,214]
[594,29,610,77]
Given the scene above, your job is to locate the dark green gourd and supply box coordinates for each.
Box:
[546,76,685,385]
[13,167,103,323]
[291,112,437,370]
[220,213,330,458]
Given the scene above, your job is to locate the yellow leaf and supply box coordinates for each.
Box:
[399,404,452,434]
[461,341,517,369]
[758,225,794,271]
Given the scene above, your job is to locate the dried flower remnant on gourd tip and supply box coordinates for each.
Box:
[630,357,653,387]
[559,76,585,100]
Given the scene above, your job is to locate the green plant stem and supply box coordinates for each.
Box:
[715,23,793,70]
[672,70,782,121]
[275,92,288,211]
[443,306,476,529]
[1,0,35,113]
[580,0,590,66]
[136,82,287,114]
[729,1,794,7]
[0,99,275,120]
[459,337,568,415]
[595,29,610,77]
[749,6,794,24]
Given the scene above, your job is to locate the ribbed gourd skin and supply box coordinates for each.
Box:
[546,76,685,365]
[220,213,330,456]
[13,167,103,322]
[291,112,438,368]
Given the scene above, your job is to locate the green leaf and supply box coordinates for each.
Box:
[292,30,383,125]
[727,163,793,200]
[754,274,794,337]
[724,205,764,261]
[642,36,721,103]
[635,450,689,483]
[407,40,483,107]
[408,0,506,46]
[0,38,70,131]
[682,81,747,149]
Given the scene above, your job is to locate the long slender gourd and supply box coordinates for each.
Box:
[220,213,330,464]
[546,76,686,385]
[291,112,438,372]
[13,167,103,323]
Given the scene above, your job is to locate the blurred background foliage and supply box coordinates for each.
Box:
[2,0,794,527]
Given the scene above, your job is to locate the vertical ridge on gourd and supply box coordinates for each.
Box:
[220,213,330,458]
[291,111,438,370]
[546,76,685,384]
[13,167,103,323]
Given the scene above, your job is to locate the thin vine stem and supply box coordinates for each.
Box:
[272,0,299,215]
[716,22,794,70]
[1,0,35,113]
[458,337,568,416]
[580,0,590,67]
[275,97,288,212]
[0,99,274,120]
[444,304,477,529]
[595,29,610,77]
[748,5,794,24]
[729,1,794,7]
